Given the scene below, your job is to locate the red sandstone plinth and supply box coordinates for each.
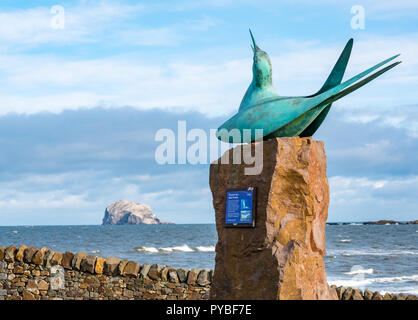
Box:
[209,137,337,300]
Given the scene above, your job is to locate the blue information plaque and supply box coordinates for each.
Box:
[225,187,256,228]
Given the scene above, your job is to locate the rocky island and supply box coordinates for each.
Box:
[327,220,417,225]
[102,200,172,225]
[364,219,417,225]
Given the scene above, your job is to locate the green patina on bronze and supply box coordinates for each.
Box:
[216,30,401,143]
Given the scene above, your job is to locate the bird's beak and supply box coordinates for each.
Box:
[249,28,260,53]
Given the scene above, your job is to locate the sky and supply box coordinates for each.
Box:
[0,0,417,225]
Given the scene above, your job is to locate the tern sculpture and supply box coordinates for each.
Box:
[216,30,401,143]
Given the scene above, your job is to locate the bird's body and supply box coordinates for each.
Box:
[216,30,401,143]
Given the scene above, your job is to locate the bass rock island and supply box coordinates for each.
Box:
[102,200,173,225]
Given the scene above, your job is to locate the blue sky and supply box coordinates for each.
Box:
[0,0,417,225]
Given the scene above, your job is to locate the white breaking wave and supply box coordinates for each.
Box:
[329,274,418,288]
[338,239,351,243]
[380,288,418,295]
[195,246,216,252]
[138,246,159,253]
[160,245,194,252]
[329,278,372,288]
[135,244,215,254]
[345,268,374,275]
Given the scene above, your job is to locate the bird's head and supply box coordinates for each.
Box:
[250,29,272,87]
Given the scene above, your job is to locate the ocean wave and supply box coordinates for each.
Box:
[380,288,418,295]
[134,244,215,254]
[138,246,159,253]
[329,274,418,288]
[338,239,351,243]
[195,246,216,252]
[160,245,194,253]
[344,268,374,275]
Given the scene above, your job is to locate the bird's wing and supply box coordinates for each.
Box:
[300,38,353,137]
[308,38,354,97]
[308,55,401,110]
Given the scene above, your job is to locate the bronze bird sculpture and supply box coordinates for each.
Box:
[216,30,401,143]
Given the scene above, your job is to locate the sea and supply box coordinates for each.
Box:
[0,223,416,295]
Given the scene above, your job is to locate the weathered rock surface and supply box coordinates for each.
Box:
[103,257,120,275]
[15,245,27,262]
[23,247,38,263]
[4,246,16,262]
[148,264,163,280]
[32,247,48,265]
[177,268,189,283]
[209,137,337,300]
[95,257,105,274]
[0,246,6,261]
[62,251,75,269]
[80,255,97,273]
[102,200,172,225]
[122,261,140,276]
[72,252,87,270]
[51,252,63,266]
[44,250,55,267]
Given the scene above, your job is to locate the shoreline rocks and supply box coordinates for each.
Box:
[364,220,413,225]
[326,220,417,225]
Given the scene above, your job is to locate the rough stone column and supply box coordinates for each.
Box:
[209,137,337,300]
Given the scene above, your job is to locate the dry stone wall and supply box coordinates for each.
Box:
[0,245,210,300]
[0,244,416,300]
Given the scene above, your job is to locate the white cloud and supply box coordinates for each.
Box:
[0,169,214,225]
[330,175,418,203]
[336,104,418,138]
[328,175,418,221]
[369,0,418,10]
[0,192,93,210]
[287,0,418,13]
[328,140,402,164]
[0,3,218,49]
[0,3,145,46]
[114,16,218,46]
[0,33,415,118]
[174,0,418,14]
